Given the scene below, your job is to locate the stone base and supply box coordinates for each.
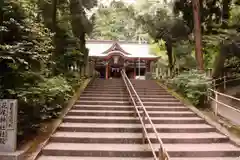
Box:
[0,150,25,160]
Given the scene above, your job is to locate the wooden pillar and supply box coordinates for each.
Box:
[93,60,96,76]
[134,61,136,79]
[146,61,151,72]
[105,62,109,79]
[156,67,159,79]
[168,68,171,77]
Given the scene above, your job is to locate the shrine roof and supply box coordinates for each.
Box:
[86,40,159,59]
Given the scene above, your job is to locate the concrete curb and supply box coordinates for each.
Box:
[0,150,25,160]
[156,81,240,147]
[22,78,92,160]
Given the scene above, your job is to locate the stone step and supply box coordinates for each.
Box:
[85,88,167,93]
[85,88,126,92]
[82,91,170,95]
[38,156,154,160]
[88,86,125,88]
[87,86,125,88]
[131,85,163,88]
[90,82,124,84]
[79,96,129,101]
[41,143,240,157]
[86,87,166,91]
[143,101,182,106]
[58,123,216,133]
[84,90,127,93]
[93,79,123,81]
[93,79,123,82]
[38,156,240,160]
[79,97,179,102]
[88,84,124,86]
[75,100,183,107]
[131,82,159,85]
[138,93,175,96]
[50,132,229,144]
[81,94,174,98]
[67,110,196,117]
[63,116,205,124]
[171,158,239,160]
[72,105,189,111]
[130,86,160,88]
[75,100,130,106]
[81,94,130,97]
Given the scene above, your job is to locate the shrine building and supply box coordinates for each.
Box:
[87,40,160,79]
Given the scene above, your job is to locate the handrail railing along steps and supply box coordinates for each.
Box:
[121,70,170,160]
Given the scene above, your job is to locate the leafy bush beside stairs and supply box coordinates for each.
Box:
[167,70,211,107]
[2,73,86,143]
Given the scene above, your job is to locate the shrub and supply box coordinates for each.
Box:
[168,70,211,106]
[65,71,85,90]
[15,76,73,139]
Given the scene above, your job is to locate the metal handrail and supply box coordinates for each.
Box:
[208,88,240,116]
[121,70,170,160]
[208,88,240,102]
[207,75,240,92]
[214,77,240,88]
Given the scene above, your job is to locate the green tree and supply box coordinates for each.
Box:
[173,0,235,32]
[0,0,97,143]
[69,0,97,75]
[90,0,148,41]
[135,1,191,74]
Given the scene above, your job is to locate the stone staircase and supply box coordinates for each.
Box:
[37,79,240,160]
[130,79,240,159]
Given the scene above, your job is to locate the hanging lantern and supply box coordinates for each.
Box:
[113,55,120,64]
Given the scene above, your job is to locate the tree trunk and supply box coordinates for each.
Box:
[165,41,174,76]
[222,0,231,29]
[212,45,228,78]
[52,0,58,51]
[69,0,88,76]
[52,0,58,30]
[0,0,3,44]
[192,0,204,71]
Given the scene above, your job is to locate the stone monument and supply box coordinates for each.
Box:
[0,99,18,152]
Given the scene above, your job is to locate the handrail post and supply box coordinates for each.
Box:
[142,111,146,144]
[213,80,216,89]
[223,76,226,90]
[134,96,137,118]
[159,146,164,160]
[215,92,218,116]
[207,89,209,102]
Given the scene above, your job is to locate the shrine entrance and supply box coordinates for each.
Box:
[108,54,124,79]
[87,40,160,80]
[110,67,121,78]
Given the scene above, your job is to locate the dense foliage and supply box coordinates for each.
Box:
[173,0,240,77]
[134,0,191,75]
[90,0,148,41]
[0,0,95,143]
[168,70,211,106]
